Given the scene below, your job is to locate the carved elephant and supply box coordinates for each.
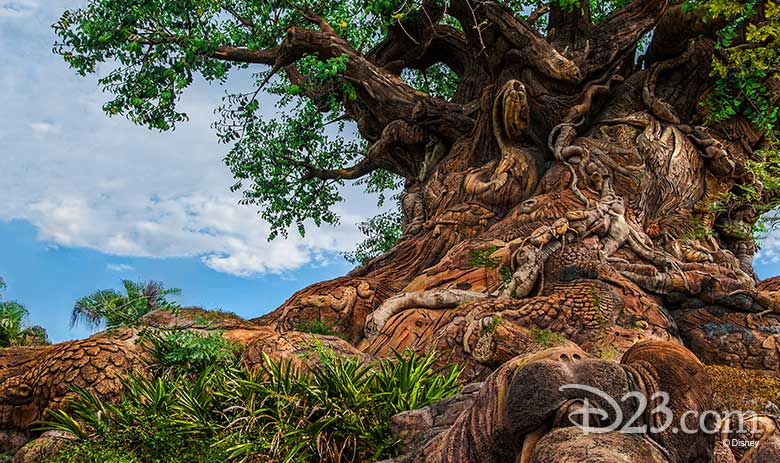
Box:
[403,341,775,463]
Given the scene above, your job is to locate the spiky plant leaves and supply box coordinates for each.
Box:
[41,348,462,463]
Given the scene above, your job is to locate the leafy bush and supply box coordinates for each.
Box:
[41,349,462,463]
[0,301,31,348]
[682,0,780,237]
[530,328,567,348]
[71,280,180,329]
[37,443,144,463]
[138,329,243,375]
[707,364,780,412]
[292,318,342,337]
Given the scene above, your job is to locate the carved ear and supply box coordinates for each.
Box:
[502,81,530,142]
[621,341,714,463]
[492,80,530,145]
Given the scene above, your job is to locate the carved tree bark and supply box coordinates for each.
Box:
[249,1,780,379]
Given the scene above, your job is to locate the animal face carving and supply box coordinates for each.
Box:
[423,342,718,463]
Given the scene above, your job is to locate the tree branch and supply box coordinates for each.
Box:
[300,157,378,182]
[211,46,278,65]
[449,0,582,82]
[370,25,473,76]
[586,0,671,75]
[224,5,255,29]
[547,2,591,52]
[527,5,550,26]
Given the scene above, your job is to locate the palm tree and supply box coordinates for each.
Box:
[71,280,181,329]
[0,276,49,347]
[0,300,29,347]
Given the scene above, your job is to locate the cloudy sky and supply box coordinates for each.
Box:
[1,1,779,343]
[0,0,384,342]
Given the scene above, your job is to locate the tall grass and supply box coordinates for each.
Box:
[40,341,462,463]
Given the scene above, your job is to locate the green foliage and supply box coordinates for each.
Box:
[138,329,243,375]
[71,280,180,329]
[506,0,634,26]
[401,63,460,100]
[0,277,49,347]
[223,99,359,238]
[41,374,227,463]
[53,0,410,239]
[343,210,403,265]
[588,0,632,23]
[42,443,145,463]
[293,318,342,337]
[0,300,29,348]
[706,148,780,240]
[677,0,780,238]
[468,246,501,269]
[372,349,464,413]
[530,328,566,347]
[41,349,462,463]
[698,0,780,134]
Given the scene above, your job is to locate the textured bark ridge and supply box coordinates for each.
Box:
[0,329,144,434]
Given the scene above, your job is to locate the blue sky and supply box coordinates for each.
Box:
[0,220,353,342]
[1,1,780,343]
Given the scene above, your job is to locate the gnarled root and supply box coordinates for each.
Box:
[363,289,487,341]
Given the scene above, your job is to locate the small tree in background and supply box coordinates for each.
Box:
[0,276,49,347]
[71,280,181,329]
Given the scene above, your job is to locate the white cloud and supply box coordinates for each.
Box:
[757,232,780,265]
[106,263,134,272]
[29,121,58,135]
[0,1,38,18]
[21,193,367,276]
[0,5,389,277]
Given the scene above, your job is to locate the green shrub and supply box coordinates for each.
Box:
[293,318,341,337]
[138,329,242,375]
[42,442,143,463]
[468,246,501,269]
[530,328,567,348]
[343,210,403,266]
[40,349,462,463]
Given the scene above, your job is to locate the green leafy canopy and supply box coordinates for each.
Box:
[682,0,780,237]
[54,0,780,243]
[54,0,411,240]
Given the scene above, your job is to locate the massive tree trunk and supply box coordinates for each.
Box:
[252,1,780,381]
